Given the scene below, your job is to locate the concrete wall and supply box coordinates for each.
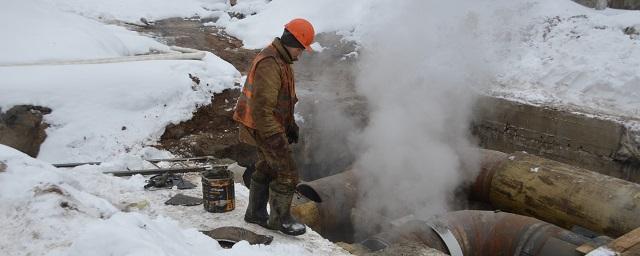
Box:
[472,96,640,183]
[573,0,640,9]
[610,0,640,9]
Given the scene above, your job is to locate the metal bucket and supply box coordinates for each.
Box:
[202,166,235,213]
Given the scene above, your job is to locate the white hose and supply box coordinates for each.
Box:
[0,51,206,67]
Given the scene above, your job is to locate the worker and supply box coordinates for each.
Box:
[233,18,315,236]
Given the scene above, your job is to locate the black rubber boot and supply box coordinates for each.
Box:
[267,187,306,236]
[242,163,256,188]
[244,173,270,227]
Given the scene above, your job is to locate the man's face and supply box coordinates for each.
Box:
[289,47,304,61]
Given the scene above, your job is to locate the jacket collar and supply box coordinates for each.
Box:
[272,37,295,64]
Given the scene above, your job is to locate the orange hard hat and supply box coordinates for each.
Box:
[285,18,315,52]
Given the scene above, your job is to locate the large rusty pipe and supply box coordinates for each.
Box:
[359,210,611,256]
[474,150,640,237]
[296,170,358,241]
[296,149,640,240]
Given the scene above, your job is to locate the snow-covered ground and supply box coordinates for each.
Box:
[492,1,640,118]
[37,0,270,25]
[0,145,349,256]
[37,0,228,24]
[0,0,351,255]
[0,0,239,163]
[214,0,640,120]
[217,0,368,49]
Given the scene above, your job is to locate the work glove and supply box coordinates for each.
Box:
[286,123,299,144]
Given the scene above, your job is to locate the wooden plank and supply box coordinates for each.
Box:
[576,244,596,254]
[609,227,640,253]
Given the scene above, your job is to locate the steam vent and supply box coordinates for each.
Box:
[3,0,640,255]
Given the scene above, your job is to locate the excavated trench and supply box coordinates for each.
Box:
[134,18,365,181]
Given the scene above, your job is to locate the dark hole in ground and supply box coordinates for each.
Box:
[217,240,236,249]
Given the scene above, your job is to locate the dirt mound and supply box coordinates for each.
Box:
[0,105,51,157]
[159,88,256,167]
[132,18,260,167]
[129,18,259,74]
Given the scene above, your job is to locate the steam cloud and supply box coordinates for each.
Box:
[350,0,516,234]
[293,0,532,238]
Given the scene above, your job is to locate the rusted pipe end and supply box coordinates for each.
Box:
[472,150,509,202]
[296,169,357,203]
[297,184,322,202]
[291,201,323,233]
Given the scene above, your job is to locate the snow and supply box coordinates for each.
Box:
[585,247,617,256]
[493,1,640,118]
[35,0,272,25]
[0,1,350,255]
[0,0,169,65]
[218,0,369,49]
[0,145,349,256]
[0,53,238,163]
[19,0,639,119]
[219,0,640,120]
[37,0,228,24]
[0,0,240,163]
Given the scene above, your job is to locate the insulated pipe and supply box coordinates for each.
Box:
[474,150,640,238]
[359,210,611,256]
[296,149,640,240]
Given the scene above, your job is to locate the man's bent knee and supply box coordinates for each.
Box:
[270,171,298,194]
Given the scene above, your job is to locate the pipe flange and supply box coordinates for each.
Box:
[427,220,464,256]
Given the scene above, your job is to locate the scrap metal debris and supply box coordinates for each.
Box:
[122,200,150,212]
[202,226,273,248]
[164,193,203,206]
[144,173,196,190]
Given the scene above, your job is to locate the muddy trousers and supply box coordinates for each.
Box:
[254,135,299,194]
[244,132,299,224]
[244,133,305,235]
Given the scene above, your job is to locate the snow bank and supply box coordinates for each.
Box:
[0,145,347,256]
[0,1,168,65]
[0,0,241,163]
[0,53,238,162]
[37,0,228,24]
[218,0,369,49]
[493,1,640,117]
[222,0,640,118]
